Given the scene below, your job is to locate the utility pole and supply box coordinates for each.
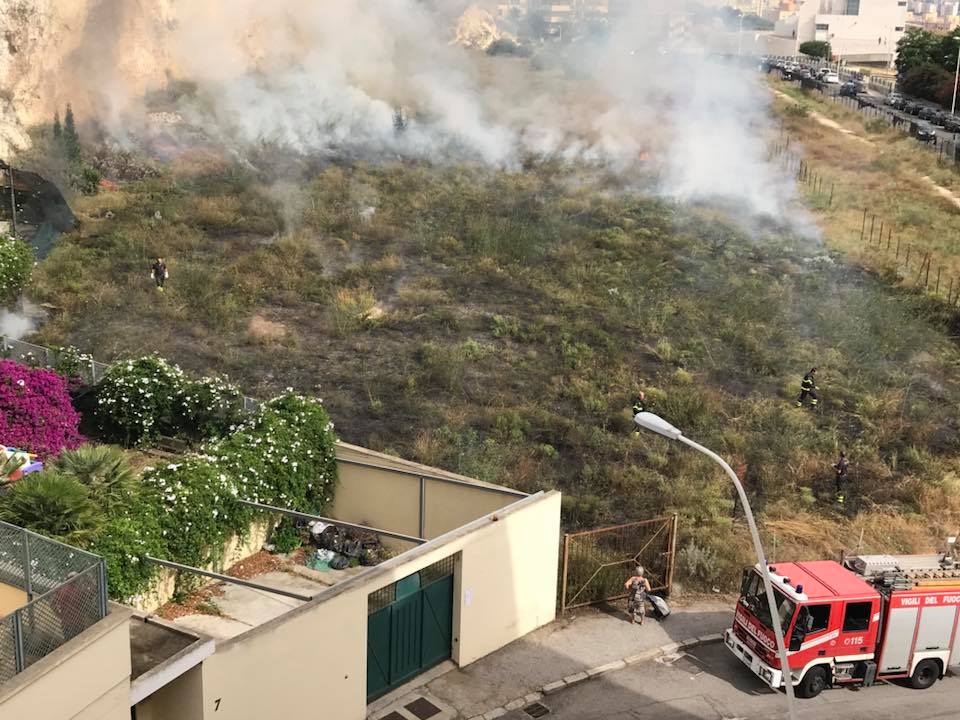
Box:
[6,166,16,238]
[951,37,960,117]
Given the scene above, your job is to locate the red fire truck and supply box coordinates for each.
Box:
[724,553,960,698]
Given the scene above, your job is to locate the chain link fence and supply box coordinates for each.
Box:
[0,521,107,685]
[0,335,260,410]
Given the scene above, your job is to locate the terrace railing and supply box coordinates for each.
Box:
[0,521,108,685]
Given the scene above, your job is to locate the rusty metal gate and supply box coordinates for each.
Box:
[560,514,678,613]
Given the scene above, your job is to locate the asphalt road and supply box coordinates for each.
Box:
[503,644,960,720]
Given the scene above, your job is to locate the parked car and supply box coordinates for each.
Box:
[822,72,841,84]
[904,101,922,115]
[918,106,939,122]
[942,115,960,133]
[839,81,859,98]
[885,92,903,106]
[889,96,907,111]
[911,123,937,144]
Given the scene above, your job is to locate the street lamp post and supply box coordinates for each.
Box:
[634,412,799,720]
[951,37,960,117]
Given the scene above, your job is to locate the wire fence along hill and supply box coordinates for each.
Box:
[0,336,261,412]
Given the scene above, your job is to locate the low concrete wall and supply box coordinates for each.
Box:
[0,607,132,720]
[0,582,27,616]
[131,520,274,612]
[196,491,561,720]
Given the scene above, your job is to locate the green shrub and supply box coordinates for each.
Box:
[52,445,136,510]
[95,356,243,445]
[0,234,33,303]
[141,393,337,570]
[180,375,245,438]
[53,345,95,386]
[0,472,104,545]
[784,103,810,118]
[95,356,186,445]
[270,519,302,553]
[89,511,165,601]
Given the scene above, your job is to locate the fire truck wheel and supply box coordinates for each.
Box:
[909,659,940,690]
[796,666,829,699]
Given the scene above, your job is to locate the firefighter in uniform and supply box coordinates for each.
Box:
[796,367,818,408]
[833,451,849,505]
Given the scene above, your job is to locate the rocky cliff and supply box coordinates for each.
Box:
[0,0,173,156]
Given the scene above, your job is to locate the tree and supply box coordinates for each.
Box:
[62,103,81,162]
[800,41,832,60]
[896,27,943,75]
[52,110,62,139]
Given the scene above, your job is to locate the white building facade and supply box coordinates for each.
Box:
[768,0,908,65]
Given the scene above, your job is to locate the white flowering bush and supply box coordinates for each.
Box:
[95,355,244,445]
[180,374,244,438]
[53,345,95,389]
[96,356,186,445]
[138,392,338,581]
[0,233,32,304]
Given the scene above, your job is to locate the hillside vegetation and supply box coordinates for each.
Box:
[26,153,960,590]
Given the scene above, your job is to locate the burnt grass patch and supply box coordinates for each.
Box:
[28,159,960,590]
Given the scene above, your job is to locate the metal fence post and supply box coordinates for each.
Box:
[98,561,108,617]
[418,477,426,541]
[560,534,570,613]
[12,611,24,673]
[22,531,32,602]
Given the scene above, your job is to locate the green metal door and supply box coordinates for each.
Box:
[366,557,455,702]
[421,574,454,669]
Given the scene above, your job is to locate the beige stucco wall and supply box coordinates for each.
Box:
[332,442,526,542]
[135,665,205,720]
[0,582,27,616]
[0,608,132,720]
[192,491,561,720]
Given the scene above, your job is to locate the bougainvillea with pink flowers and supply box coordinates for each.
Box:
[0,360,84,458]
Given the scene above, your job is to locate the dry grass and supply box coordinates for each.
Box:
[247,315,288,346]
[770,82,960,290]
[331,284,379,335]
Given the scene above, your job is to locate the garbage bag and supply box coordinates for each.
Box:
[329,553,351,570]
[647,594,670,619]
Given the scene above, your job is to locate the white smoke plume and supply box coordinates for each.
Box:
[22,0,800,220]
[0,298,45,341]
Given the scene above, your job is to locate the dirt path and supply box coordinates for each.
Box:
[772,89,960,209]
[921,176,960,210]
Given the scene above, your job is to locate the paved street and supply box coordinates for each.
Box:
[502,644,960,720]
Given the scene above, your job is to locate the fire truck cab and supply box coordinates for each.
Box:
[724,554,960,698]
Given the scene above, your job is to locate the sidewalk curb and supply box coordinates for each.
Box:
[468,634,726,719]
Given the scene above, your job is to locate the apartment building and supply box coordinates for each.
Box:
[768,0,909,65]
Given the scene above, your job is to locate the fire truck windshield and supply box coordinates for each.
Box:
[740,569,796,634]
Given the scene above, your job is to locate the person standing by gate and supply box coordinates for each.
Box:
[624,565,651,625]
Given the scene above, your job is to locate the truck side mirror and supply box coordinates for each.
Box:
[789,634,802,652]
